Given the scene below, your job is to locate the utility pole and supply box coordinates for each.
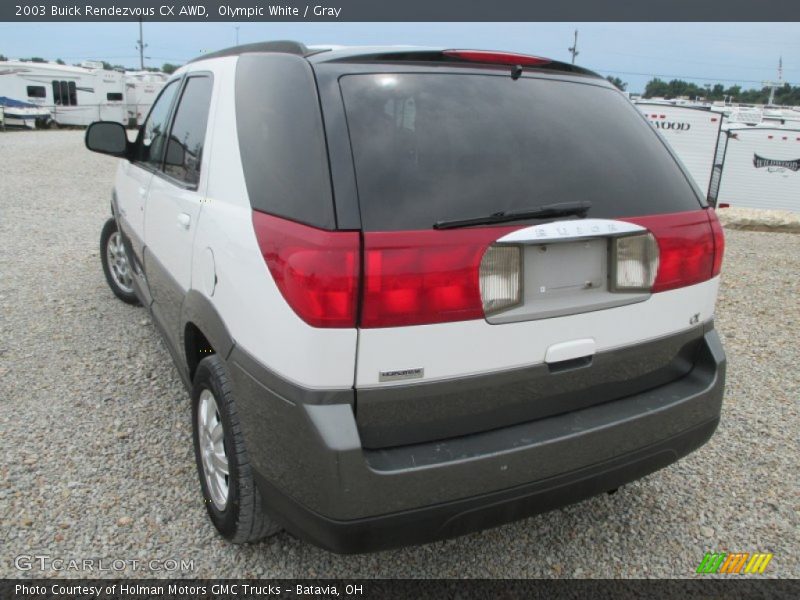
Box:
[568,29,579,65]
[136,18,147,70]
[762,56,783,106]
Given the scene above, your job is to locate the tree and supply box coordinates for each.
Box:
[606,76,627,91]
[20,57,46,63]
[100,61,126,71]
[0,54,7,61]
[642,77,800,105]
[56,58,65,65]
[161,63,180,75]
[644,78,669,98]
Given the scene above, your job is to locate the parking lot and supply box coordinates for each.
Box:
[1,130,798,578]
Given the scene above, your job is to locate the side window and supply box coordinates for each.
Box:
[163,76,213,187]
[107,92,123,102]
[51,81,77,106]
[138,79,180,168]
[52,81,63,105]
[27,86,46,98]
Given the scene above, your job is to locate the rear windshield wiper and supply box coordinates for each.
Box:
[433,200,592,230]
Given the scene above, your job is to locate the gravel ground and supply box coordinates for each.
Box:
[1,130,798,579]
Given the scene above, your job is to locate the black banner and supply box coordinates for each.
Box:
[3,0,800,22]
[3,579,800,600]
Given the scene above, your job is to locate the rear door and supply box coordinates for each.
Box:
[333,69,720,447]
[143,74,214,351]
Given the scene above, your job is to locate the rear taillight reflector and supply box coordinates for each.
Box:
[480,245,523,314]
[442,49,552,67]
[611,233,659,291]
[361,227,518,328]
[252,212,359,328]
[623,210,720,292]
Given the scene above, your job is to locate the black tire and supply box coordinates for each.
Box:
[100,218,140,305]
[191,354,281,543]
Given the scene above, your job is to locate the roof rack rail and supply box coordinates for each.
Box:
[188,40,324,64]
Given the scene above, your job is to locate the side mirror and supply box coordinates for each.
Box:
[85,121,130,158]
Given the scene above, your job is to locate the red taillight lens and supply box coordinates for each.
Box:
[708,208,725,277]
[442,49,552,67]
[252,212,359,328]
[361,228,518,328]
[623,210,721,293]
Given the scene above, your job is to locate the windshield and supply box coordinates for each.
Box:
[339,73,702,231]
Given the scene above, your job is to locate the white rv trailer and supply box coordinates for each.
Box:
[713,125,800,213]
[635,102,724,199]
[0,61,166,127]
[0,60,128,126]
[123,70,169,126]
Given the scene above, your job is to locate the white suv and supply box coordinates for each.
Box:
[87,41,726,553]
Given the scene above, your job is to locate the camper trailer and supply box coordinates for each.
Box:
[713,125,800,213]
[635,102,724,198]
[0,60,165,127]
[123,70,169,126]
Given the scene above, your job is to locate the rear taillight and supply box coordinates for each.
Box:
[361,228,518,328]
[480,245,523,314]
[708,208,725,277]
[253,209,723,330]
[610,233,659,291]
[623,209,722,293]
[252,212,360,328]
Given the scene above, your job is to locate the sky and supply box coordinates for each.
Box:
[0,21,798,93]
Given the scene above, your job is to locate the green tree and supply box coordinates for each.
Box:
[20,57,46,63]
[161,63,180,75]
[56,58,65,65]
[645,78,670,98]
[724,85,741,100]
[100,61,126,71]
[0,54,7,61]
[606,76,627,91]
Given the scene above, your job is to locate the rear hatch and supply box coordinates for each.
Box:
[325,60,724,448]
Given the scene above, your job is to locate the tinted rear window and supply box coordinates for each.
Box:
[236,53,335,229]
[340,74,702,231]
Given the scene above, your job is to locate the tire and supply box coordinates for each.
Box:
[100,218,140,305]
[191,354,281,543]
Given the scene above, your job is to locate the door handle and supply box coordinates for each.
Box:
[177,213,191,230]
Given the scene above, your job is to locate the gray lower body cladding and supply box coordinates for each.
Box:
[228,326,725,553]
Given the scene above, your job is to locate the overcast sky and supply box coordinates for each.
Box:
[0,21,797,93]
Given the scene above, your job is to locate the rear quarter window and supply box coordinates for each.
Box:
[339,73,703,231]
[235,53,335,230]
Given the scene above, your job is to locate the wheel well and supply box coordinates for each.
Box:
[185,322,215,381]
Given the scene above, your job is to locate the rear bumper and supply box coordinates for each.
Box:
[229,327,725,554]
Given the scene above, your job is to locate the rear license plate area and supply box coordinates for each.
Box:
[526,239,608,317]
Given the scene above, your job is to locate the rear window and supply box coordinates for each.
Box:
[340,74,702,231]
